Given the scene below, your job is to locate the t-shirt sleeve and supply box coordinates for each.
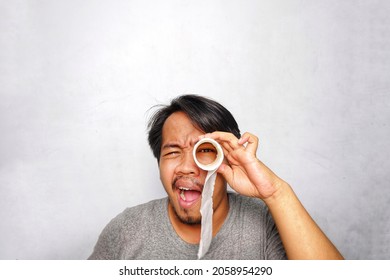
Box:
[88,217,123,260]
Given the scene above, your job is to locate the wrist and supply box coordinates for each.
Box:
[262,179,290,206]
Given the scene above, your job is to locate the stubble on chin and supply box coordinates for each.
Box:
[168,197,201,225]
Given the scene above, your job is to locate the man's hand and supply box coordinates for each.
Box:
[198,131,284,200]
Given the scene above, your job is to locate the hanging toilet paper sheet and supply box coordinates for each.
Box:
[193,138,224,259]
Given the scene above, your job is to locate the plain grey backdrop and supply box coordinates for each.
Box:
[1,0,389,259]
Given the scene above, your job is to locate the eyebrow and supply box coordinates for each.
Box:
[161,143,182,150]
[161,138,199,151]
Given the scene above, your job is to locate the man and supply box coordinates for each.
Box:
[89,94,343,259]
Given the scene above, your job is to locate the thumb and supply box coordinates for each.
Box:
[217,163,234,186]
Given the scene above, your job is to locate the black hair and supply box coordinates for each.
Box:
[147,94,241,161]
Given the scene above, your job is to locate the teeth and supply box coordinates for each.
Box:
[180,189,186,201]
[179,187,190,191]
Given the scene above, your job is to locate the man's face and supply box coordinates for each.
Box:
[159,111,227,225]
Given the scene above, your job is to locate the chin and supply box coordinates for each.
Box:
[179,216,201,225]
[171,202,201,225]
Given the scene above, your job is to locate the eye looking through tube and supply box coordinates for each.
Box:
[193,138,224,171]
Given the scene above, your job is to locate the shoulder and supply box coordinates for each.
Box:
[229,192,268,212]
[229,194,287,259]
[119,197,167,218]
[109,197,167,229]
[88,197,168,259]
[228,192,274,227]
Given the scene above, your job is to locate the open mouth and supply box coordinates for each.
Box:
[173,178,203,208]
[178,187,202,203]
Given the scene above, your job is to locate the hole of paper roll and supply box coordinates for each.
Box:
[194,142,218,166]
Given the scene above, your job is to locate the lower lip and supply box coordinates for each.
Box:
[177,190,201,209]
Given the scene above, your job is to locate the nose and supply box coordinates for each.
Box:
[175,149,200,176]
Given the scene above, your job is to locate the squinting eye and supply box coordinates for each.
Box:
[163,151,180,157]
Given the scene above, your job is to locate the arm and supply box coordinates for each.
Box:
[201,131,343,260]
[264,181,343,259]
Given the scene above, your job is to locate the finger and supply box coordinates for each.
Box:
[239,132,259,155]
[237,133,250,145]
[204,131,242,151]
[197,132,235,154]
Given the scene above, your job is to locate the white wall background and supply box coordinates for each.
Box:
[1,0,389,259]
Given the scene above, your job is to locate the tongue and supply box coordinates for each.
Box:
[184,190,201,202]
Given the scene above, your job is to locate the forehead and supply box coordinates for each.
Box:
[162,111,204,144]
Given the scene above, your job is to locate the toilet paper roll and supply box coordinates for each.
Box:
[193,138,224,259]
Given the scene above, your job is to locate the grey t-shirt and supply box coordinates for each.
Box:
[89,192,287,260]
